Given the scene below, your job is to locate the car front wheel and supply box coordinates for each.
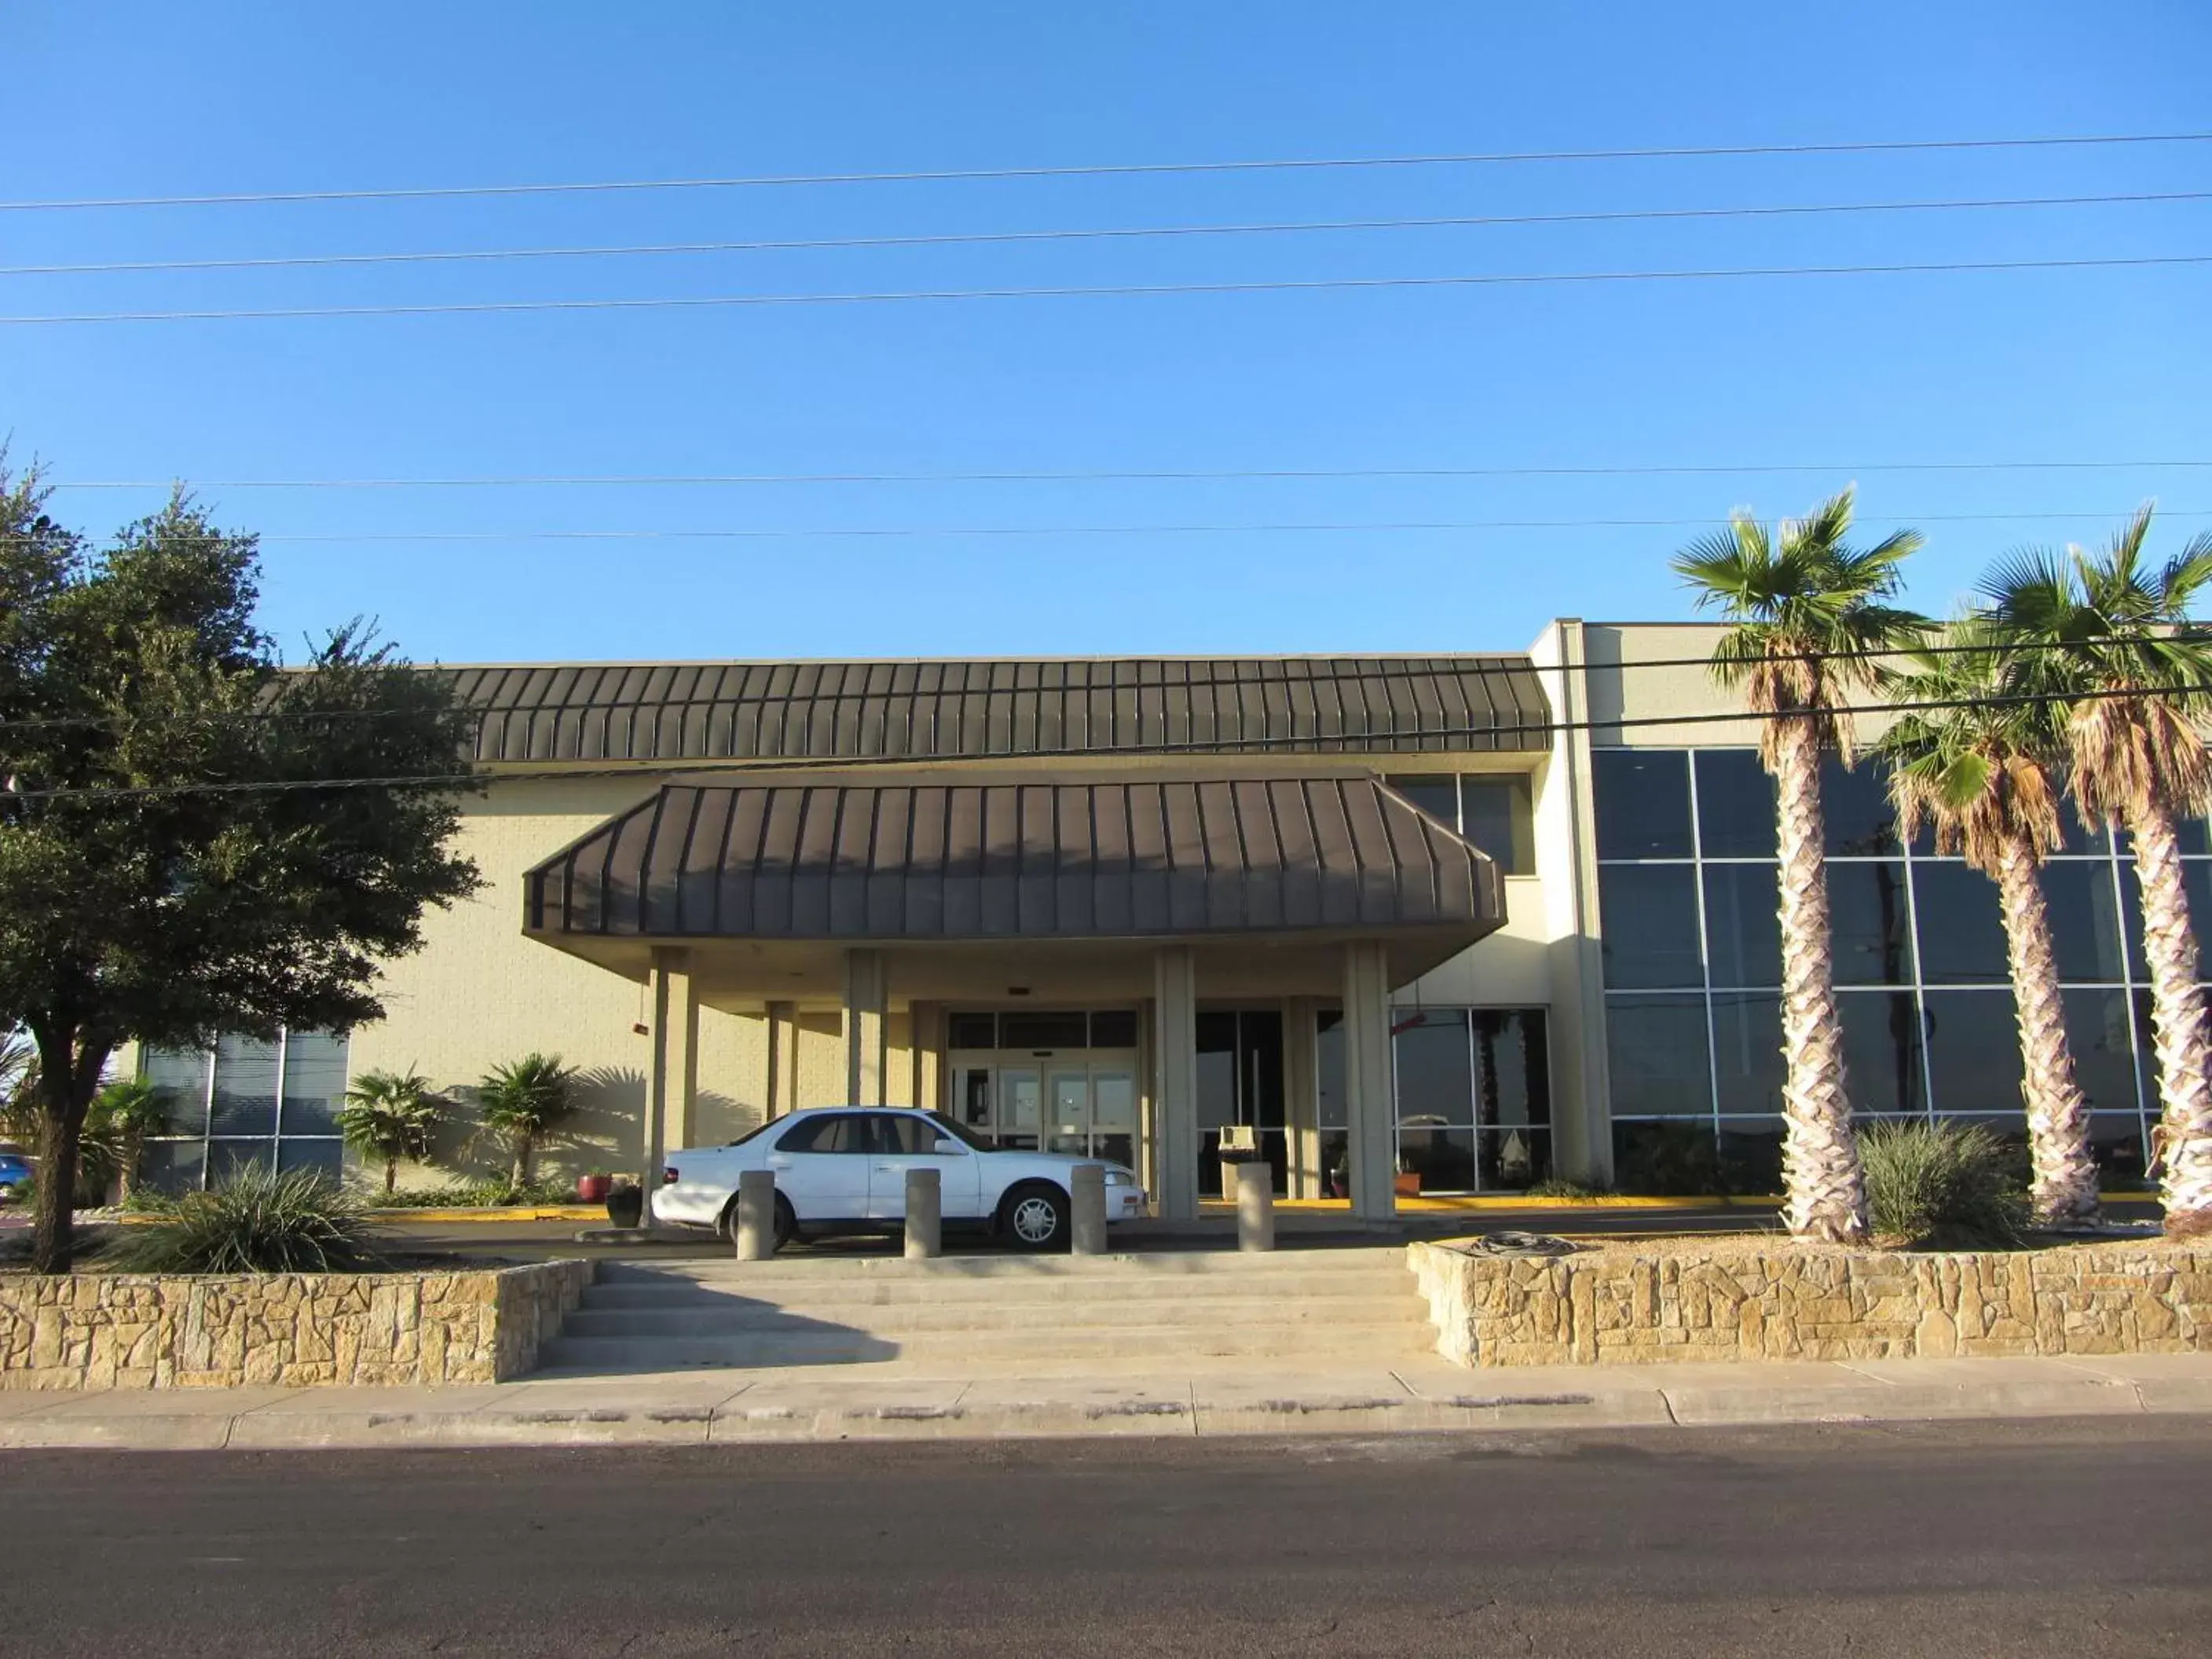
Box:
[1001,1183,1070,1252]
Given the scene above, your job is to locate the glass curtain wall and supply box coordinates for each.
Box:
[1382,775,1536,873]
[139,1031,350,1192]
[1595,746,2203,1192]
[1316,1006,1551,1194]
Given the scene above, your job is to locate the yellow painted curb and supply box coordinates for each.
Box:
[368,1206,606,1223]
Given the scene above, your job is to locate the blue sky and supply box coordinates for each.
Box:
[9,2,2210,665]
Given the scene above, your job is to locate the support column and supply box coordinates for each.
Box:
[908,1002,943,1114]
[1152,947,1201,1221]
[1284,996,1320,1199]
[764,1000,798,1119]
[1342,940,1398,1223]
[843,949,888,1104]
[646,947,698,1197]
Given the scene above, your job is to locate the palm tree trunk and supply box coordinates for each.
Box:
[511,1137,531,1192]
[1993,835,2099,1221]
[385,1159,397,1196]
[1771,716,1868,1241]
[2130,804,2212,1234]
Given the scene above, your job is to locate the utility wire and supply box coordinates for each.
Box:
[47,460,2212,491]
[0,634,2196,738]
[9,189,2203,278]
[7,131,2209,213]
[5,252,2206,327]
[8,677,2212,801]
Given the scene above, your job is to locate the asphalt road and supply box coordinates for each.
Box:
[2,1418,2206,1657]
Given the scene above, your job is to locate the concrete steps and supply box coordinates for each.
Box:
[540,1247,1436,1373]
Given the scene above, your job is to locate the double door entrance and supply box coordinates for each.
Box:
[947,1009,1139,1170]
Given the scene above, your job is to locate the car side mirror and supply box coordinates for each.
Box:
[933,1137,965,1155]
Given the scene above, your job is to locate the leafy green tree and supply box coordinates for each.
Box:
[1673,488,1927,1242]
[1984,507,2212,1234]
[338,1068,445,1195]
[0,460,482,1270]
[1878,618,2098,1222]
[476,1053,579,1192]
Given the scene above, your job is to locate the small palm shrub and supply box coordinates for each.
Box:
[81,1078,170,1204]
[1859,1119,2031,1249]
[338,1069,445,1194]
[476,1053,579,1192]
[101,1164,379,1274]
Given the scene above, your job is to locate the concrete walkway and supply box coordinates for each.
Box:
[1,1350,2208,1449]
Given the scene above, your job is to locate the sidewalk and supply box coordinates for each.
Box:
[1,1350,2207,1450]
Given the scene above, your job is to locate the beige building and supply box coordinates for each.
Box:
[133,624,2182,1211]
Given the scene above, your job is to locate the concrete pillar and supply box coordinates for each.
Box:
[903,1166,942,1259]
[1151,946,1201,1221]
[765,1001,799,1119]
[1284,996,1320,1199]
[908,1002,943,1114]
[1070,1163,1108,1254]
[1235,1160,1276,1251]
[842,949,887,1104]
[1342,940,1398,1223]
[646,948,697,1196]
[734,1168,777,1259]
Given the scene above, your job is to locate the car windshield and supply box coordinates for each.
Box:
[923,1111,993,1152]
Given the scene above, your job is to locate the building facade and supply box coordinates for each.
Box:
[133,622,2203,1212]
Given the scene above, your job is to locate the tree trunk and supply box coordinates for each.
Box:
[1993,835,2100,1222]
[1771,716,1868,1242]
[384,1159,397,1196]
[2130,804,2212,1234]
[511,1137,531,1192]
[28,1024,109,1274]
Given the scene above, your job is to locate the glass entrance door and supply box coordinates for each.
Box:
[946,1009,1142,1166]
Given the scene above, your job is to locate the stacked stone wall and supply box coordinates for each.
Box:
[1409,1242,2212,1368]
[0,1260,591,1389]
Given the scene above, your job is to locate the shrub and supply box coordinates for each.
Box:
[337,1069,445,1195]
[475,1053,580,1192]
[1613,1122,1727,1196]
[376,1176,575,1209]
[1859,1119,2031,1249]
[1525,1177,1613,1200]
[101,1164,379,1274]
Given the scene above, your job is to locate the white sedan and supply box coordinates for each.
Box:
[653,1107,1148,1252]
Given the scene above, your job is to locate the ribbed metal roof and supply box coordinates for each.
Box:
[449,656,1548,764]
[523,774,1504,944]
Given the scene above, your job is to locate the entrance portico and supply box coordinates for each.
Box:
[523,771,1507,1221]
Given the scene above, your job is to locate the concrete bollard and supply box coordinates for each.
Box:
[1236,1160,1276,1252]
[1070,1163,1108,1255]
[903,1166,942,1259]
[734,1169,778,1260]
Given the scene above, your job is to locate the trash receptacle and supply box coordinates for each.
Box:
[1218,1123,1262,1200]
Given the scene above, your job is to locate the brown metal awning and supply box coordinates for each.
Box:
[522,773,1503,979]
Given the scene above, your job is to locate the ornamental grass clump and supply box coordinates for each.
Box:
[1858,1119,2031,1250]
[101,1163,381,1274]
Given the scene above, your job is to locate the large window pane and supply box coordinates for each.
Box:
[2042,859,2129,984]
[1593,749,1692,860]
[280,1032,348,1137]
[1195,1012,1238,1130]
[2088,1111,2152,1187]
[1395,1010,1473,1130]
[1910,863,2009,985]
[138,1139,206,1196]
[1316,1009,1345,1130]
[2064,988,2143,1113]
[1472,1009,1550,1128]
[1089,1010,1138,1049]
[1824,757,1925,856]
[1829,862,1914,985]
[209,1139,276,1185]
[1599,865,1702,989]
[947,1013,997,1049]
[1001,1011,1089,1049]
[276,1139,344,1181]
[1710,993,1785,1115]
[1397,1124,1475,1194]
[210,1037,279,1137]
[142,1049,210,1137]
[1238,1011,1286,1130]
[1839,990,1924,1113]
[1922,989,2023,1115]
[1384,775,1459,832]
[1478,1127,1549,1190]
[1694,750,1777,858]
[1604,994,1712,1118]
[1702,864,1781,989]
[1460,778,1535,875]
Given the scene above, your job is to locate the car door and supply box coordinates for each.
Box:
[764,1111,873,1221]
[867,1111,985,1220]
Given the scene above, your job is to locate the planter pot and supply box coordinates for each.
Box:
[605,1184,644,1229]
[1393,1171,1423,1197]
[577,1174,613,1203]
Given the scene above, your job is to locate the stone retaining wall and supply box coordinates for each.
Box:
[0,1260,592,1389]
[1409,1240,2212,1367]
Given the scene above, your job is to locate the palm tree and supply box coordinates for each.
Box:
[476,1053,578,1192]
[1674,488,1927,1242]
[1984,506,2212,1236]
[1877,617,2099,1222]
[337,1069,445,1196]
[87,1077,170,1205]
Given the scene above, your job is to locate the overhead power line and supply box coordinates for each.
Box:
[5,130,2208,213]
[4,252,2205,326]
[47,459,2212,491]
[8,677,2212,802]
[8,190,2203,278]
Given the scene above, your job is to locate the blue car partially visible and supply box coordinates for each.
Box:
[0,1150,31,1200]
